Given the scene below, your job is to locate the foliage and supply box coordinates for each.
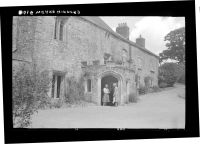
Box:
[158,62,182,87]
[129,93,139,103]
[159,82,168,88]
[177,63,185,84]
[159,27,185,64]
[64,76,85,104]
[50,99,64,109]
[12,65,51,128]
[151,86,161,92]
[115,59,123,65]
[177,72,185,84]
[138,85,148,95]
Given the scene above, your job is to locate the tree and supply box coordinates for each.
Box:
[158,63,181,87]
[159,27,185,64]
[12,64,51,128]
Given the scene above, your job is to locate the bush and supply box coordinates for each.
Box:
[138,85,148,95]
[159,82,168,88]
[64,76,85,104]
[177,72,185,84]
[12,65,51,128]
[50,99,63,109]
[129,93,139,103]
[158,63,179,87]
[152,86,161,92]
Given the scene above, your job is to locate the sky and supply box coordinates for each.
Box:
[100,16,185,55]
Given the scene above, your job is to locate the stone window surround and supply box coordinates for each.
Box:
[137,56,143,70]
[85,78,92,93]
[54,17,69,42]
[51,71,65,99]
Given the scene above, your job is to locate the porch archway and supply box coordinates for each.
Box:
[97,71,123,106]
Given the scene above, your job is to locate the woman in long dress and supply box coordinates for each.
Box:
[113,83,119,106]
[102,84,110,106]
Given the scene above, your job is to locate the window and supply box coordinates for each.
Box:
[59,20,64,41]
[149,59,155,72]
[122,49,128,62]
[87,79,92,92]
[104,53,112,64]
[137,57,143,70]
[54,18,58,39]
[81,61,87,67]
[93,60,100,65]
[51,73,64,98]
[150,71,155,87]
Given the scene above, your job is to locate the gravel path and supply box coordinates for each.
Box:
[31,84,185,128]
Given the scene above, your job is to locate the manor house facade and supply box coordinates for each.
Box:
[12,16,159,105]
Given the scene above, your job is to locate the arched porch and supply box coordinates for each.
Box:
[97,71,123,106]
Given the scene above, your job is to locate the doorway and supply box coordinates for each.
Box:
[101,75,118,105]
[51,73,64,99]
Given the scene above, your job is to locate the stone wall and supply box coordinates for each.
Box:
[82,64,136,105]
[12,16,159,102]
[131,45,159,87]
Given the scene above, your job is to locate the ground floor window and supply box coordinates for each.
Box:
[51,73,64,98]
[150,71,155,87]
[87,79,92,92]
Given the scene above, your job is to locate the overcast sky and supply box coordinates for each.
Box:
[100,16,185,55]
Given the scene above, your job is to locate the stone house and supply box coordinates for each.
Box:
[12,16,159,105]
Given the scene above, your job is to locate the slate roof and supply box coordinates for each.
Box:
[80,16,159,59]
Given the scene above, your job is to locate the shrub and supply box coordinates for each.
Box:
[177,72,185,84]
[64,76,85,104]
[129,93,139,103]
[158,62,180,87]
[50,99,63,109]
[138,85,148,95]
[12,65,51,128]
[159,82,168,88]
[152,86,161,92]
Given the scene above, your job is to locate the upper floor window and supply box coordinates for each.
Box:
[122,49,128,63]
[93,60,100,65]
[59,20,64,41]
[54,17,69,41]
[86,79,92,92]
[104,53,112,64]
[150,59,156,72]
[81,61,87,67]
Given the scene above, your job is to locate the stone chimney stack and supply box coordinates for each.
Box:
[116,23,129,40]
[136,35,145,48]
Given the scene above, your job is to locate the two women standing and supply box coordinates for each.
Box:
[102,83,119,106]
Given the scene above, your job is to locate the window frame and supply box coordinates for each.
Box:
[85,78,92,93]
[51,71,65,99]
[137,56,143,70]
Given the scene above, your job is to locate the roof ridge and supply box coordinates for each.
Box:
[80,16,159,59]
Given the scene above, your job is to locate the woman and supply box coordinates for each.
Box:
[113,83,119,106]
[102,84,110,106]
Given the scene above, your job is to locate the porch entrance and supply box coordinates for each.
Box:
[101,75,118,106]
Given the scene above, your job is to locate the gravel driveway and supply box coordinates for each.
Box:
[31,84,185,128]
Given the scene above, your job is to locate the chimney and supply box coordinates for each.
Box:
[136,35,145,48]
[116,22,129,39]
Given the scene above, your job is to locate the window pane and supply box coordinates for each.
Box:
[51,75,55,98]
[87,79,91,92]
[59,21,64,41]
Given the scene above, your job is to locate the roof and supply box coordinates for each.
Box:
[80,16,159,59]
